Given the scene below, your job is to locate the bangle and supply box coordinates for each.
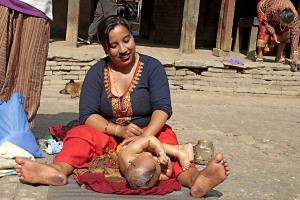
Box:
[293,50,298,54]
[115,125,120,136]
[104,122,110,134]
[157,151,166,157]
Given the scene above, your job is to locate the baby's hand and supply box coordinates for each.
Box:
[157,151,170,164]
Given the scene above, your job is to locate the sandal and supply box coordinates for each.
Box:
[255,58,264,63]
[274,57,285,63]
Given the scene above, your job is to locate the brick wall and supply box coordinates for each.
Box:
[44,58,300,96]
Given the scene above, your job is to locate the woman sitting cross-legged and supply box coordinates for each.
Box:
[14,15,230,198]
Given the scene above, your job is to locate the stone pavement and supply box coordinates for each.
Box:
[1,84,300,200]
[1,41,300,199]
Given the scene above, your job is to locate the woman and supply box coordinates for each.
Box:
[0,0,52,128]
[14,16,229,198]
[256,0,299,64]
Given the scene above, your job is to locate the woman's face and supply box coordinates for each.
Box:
[107,24,136,68]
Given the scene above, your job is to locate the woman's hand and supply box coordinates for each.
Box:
[120,135,140,146]
[117,123,143,139]
[271,34,280,44]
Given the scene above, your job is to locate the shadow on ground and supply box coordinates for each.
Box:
[32,112,79,140]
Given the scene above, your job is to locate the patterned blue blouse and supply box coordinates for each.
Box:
[79,53,172,128]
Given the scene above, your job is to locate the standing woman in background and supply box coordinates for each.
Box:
[256,0,299,64]
[0,0,52,128]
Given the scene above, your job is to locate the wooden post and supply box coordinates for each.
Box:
[179,0,201,54]
[220,0,236,51]
[216,0,226,49]
[66,0,80,47]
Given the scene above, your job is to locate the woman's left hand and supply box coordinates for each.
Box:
[116,123,143,139]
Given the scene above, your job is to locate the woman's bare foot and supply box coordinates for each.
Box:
[14,157,68,186]
[190,153,230,198]
[178,143,194,161]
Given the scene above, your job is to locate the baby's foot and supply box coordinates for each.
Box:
[190,153,230,198]
[14,157,67,186]
[178,143,194,161]
[177,149,191,170]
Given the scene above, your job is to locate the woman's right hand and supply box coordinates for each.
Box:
[117,123,143,139]
[120,135,140,146]
[271,34,280,44]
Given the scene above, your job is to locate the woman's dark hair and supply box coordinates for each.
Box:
[281,8,295,24]
[97,15,132,54]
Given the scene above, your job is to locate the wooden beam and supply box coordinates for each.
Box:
[66,0,80,47]
[179,0,201,54]
[220,0,236,51]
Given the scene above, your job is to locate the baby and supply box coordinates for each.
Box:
[118,135,194,189]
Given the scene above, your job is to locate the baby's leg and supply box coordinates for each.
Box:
[178,143,194,161]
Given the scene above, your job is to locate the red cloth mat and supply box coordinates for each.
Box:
[75,172,182,195]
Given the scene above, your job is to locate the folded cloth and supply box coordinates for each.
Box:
[0,169,17,177]
[0,141,34,160]
[223,57,244,65]
[0,141,34,177]
[48,120,80,141]
[74,150,182,195]
[75,172,182,195]
[48,125,66,141]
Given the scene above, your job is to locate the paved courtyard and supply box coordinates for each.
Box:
[1,84,299,200]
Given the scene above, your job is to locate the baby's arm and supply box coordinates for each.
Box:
[159,160,172,180]
[124,136,169,164]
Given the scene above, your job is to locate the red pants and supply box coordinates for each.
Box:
[54,125,195,178]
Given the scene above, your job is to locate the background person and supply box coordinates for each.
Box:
[14,16,230,198]
[256,0,299,64]
[0,0,53,128]
[80,0,118,44]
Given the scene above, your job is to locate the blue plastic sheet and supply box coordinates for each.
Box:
[0,92,43,157]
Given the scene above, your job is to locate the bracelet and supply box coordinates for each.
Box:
[115,125,120,136]
[157,151,166,157]
[104,122,110,134]
[293,50,298,54]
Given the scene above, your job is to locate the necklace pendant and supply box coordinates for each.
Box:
[118,97,128,113]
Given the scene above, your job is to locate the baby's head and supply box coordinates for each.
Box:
[125,152,161,190]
